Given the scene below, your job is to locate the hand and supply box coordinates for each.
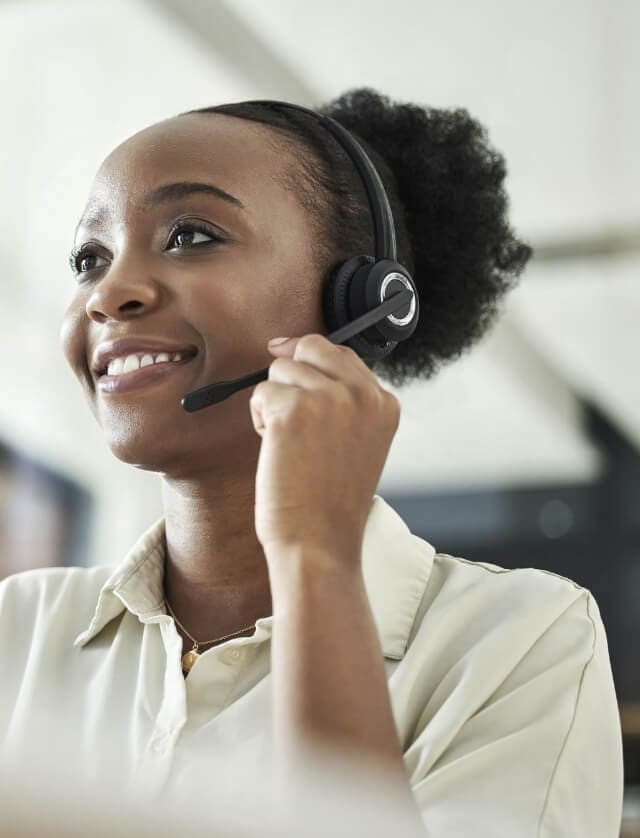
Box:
[249,333,401,568]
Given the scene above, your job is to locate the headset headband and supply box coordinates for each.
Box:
[240,100,397,262]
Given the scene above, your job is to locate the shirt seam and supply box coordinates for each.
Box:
[434,552,585,592]
[535,590,597,837]
[388,536,433,659]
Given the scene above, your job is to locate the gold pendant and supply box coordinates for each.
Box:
[182,648,199,674]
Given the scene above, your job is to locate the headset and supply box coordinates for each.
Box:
[181,99,420,412]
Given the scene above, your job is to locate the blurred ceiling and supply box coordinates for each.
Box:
[155,0,640,490]
[0,0,638,511]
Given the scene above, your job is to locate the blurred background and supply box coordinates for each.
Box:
[0,0,638,832]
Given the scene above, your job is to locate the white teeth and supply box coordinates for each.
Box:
[122,354,141,374]
[105,350,188,377]
[107,357,125,376]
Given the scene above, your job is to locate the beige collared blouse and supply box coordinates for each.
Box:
[0,495,624,835]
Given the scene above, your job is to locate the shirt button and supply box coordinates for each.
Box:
[221,647,243,665]
[151,733,170,753]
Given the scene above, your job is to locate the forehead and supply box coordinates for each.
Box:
[76,113,293,235]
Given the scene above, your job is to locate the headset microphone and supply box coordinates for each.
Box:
[181,99,420,413]
[181,286,413,411]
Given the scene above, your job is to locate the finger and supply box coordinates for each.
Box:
[268,355,340,391]
[249,380,304,436]
[271,333,371,389]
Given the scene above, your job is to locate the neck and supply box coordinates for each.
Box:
[160,457,273,645]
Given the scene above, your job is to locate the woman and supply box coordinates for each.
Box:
[0,89,623,834]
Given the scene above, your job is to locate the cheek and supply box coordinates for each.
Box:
[252,256,322,333]
[59,301,86,373]
[188,257,271,339]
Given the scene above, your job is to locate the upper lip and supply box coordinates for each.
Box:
[92,338,198,376]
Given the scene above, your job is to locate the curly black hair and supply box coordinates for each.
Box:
[178,88,532,388]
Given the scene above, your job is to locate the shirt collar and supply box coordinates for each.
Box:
[73,494,435,660]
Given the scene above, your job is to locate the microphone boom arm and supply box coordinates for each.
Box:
[180,287,413,412]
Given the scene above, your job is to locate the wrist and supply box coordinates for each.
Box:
[265,542,364,604]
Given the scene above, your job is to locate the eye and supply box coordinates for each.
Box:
[166,221,224,251]
[68,221,225,280]
[68,246,108,276]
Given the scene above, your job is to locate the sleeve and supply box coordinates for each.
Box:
[536,593,624,837]
[406,588,624,838]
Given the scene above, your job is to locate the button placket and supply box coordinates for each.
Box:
[148,727,173,755]
[151,736,167,754]
[220,646,244,665]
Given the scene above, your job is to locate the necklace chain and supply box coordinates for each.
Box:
[163,597,258,651]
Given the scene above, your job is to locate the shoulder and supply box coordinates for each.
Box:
[0,564,113,602]
[431,549,587,598]
[403,547,603,699]
[401,549,623,835]
[418,549,594,640]
[0,565,113,637]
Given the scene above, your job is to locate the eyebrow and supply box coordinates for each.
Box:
[143,181,246,210]
[74,180,246,238]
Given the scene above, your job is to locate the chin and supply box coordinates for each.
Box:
[103,427,174,470]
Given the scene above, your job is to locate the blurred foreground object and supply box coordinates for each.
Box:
[1,732,425,838]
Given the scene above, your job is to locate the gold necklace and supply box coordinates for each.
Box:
[164,597,258,674]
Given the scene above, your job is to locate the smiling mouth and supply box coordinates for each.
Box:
[97,354,198,395]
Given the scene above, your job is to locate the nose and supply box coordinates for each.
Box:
[85,260,162,323]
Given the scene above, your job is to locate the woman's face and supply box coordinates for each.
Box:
[60,113,326,475]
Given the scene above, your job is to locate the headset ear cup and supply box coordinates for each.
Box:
[349,258,419,344]
[322,256,369,334]
[323,256,396,360]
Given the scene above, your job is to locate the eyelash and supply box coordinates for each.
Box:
[68,221,225,279]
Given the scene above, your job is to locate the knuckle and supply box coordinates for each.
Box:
[298,333,321,353]
[386,390,401,412]
[384,390,401,423]
[268,356,286,376]
[339,344,362,365]
[370,385,397,412]
[352,385,377,415]
[249,381,266,401]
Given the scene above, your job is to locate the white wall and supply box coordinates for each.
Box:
[0,0,270,567]
[232,0,640,239]
[0,0,637,567]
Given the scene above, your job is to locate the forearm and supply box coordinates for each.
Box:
[266,545,417,799]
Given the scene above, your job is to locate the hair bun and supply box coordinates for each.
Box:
[318,87,532,387]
